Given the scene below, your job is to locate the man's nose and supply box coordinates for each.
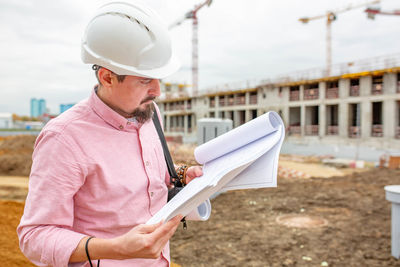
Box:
[149,79,161,97]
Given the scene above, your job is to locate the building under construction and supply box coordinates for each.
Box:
[157,54,400,151]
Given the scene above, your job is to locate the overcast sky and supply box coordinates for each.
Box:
[0,0,399,115]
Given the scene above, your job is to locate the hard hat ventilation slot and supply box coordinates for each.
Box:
[105,12,150,32]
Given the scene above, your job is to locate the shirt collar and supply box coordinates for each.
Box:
[88,87,139,131]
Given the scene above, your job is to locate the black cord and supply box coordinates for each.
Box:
[85,236,100,267]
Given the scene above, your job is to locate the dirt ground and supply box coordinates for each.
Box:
[170,168,400,267]
[0,200,35,266]
[0,135,35,176]
[1,136,400,266]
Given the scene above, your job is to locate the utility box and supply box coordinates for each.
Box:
[197,118,233,145]
[385,185,400,259]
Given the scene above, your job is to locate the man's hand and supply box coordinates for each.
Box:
[185,166,203,184]
[112,215,183,259]
[69,215,183,262]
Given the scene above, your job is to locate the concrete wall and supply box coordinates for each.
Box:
[159,72,400,150]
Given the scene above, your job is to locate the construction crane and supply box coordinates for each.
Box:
[299,0,380,76]
[169,0,213,96]
[365,7,400,19]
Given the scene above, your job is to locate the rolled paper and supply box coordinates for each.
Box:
[184,199,211,221]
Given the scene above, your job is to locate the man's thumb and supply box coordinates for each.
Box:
[138,221,162,234]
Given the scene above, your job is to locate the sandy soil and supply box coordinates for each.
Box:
[0,176,29,188]
[0,200,35,266]
[278,160,345,178]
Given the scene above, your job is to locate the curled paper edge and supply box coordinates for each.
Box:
[184,199,211,221]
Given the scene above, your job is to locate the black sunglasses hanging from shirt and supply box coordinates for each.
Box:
[152,111,187,229]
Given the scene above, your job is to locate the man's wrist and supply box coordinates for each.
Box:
[176,165,189,185]
[70,236,127,262]
[107,237,128,260]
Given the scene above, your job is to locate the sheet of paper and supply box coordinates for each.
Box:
[194,112,281,164]
[203,127,282,187]
[146,111,285,225]
[221,127,284,191]
[147,163,250,224]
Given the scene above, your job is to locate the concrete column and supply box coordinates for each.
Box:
[282,86,290,106]
[215,96,220,118]
[339,78,350,99]
[245,109,251,122]
[300,104,305,136]
[245,92,250,105]
[181,116,185,129]
[184,115,188,135]
[192,114,196,130]
[319,104,326,137]
[166,115,171,132]
[319,82,326,100]
[360,76,372,96]
[173,116,177,131]
[177,116,181,132]
[170,116,174,131]
[234,110,240,128]
[282,105,289,129]
[384,73,397,94]
[339,102,348,137]
[361,100,371,138]
[384,100,396,138]
[299,85,304,101]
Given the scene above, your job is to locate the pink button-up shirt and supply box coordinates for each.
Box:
[17,90,170,267]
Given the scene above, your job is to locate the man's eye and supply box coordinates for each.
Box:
[141,79,152,84]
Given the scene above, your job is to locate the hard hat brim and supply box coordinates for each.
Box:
[82,43,181,79]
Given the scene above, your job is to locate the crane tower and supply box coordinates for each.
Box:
[169,0,213,96]
[299,0,380,76]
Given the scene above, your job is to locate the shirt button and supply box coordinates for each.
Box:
[119,125,124,130]
[150,192,154,197]
[127,122,131,125]
[146,161,150,166]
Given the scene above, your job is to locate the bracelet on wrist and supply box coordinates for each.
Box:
[176,165,189,186]
[85,236,100,267]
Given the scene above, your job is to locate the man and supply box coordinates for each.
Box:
[17,1,202,266]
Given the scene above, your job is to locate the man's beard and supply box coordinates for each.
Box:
[132,97,155,123]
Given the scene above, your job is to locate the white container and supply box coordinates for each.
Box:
[197,118,233,145]
[385,185,400,259]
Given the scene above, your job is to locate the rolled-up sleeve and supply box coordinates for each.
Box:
[17,130,87,266]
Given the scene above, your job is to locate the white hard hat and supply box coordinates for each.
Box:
[81,1,180,79]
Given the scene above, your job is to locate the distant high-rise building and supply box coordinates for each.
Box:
[30,98,39,118]
[39,99,46,116]
[60,103,75,114]
[30,98,46,118]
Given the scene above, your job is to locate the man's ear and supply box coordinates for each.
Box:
[98,68,114,88]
